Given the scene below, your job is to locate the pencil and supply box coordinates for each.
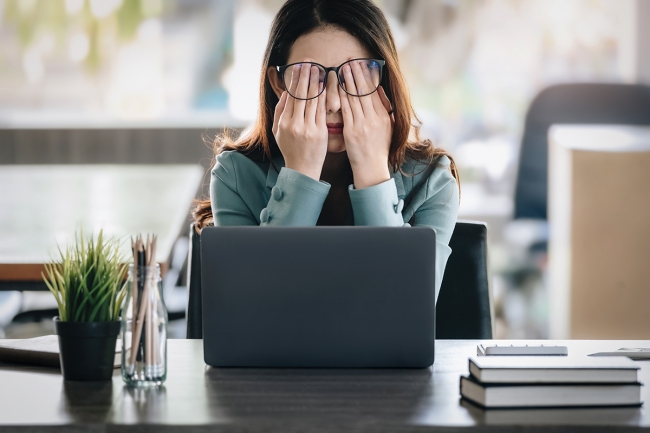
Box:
[129,239,150,369]
[153,309,160,365]
[138,240,146,364]
[129,238,138,373]
[151,235,159,366]
[147,235,155,374]
[146,279,153,370]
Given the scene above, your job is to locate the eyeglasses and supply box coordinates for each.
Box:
[276,58,386,100]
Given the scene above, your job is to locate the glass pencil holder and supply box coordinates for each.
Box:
[122,264,168,387]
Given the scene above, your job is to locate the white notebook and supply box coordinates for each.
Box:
[469,356,640,384]
[460,375,642,409]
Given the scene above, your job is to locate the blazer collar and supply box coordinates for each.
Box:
[266,153,406,199]
[265,153,285,189]
[392,170,406,199]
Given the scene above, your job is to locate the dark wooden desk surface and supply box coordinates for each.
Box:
[0,165,203,286]
[0,339,649,431]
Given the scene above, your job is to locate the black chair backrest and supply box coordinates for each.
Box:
[186,221,492,340]
[515,83,650,220]
[436,221,491,339]
[186,223,203,339]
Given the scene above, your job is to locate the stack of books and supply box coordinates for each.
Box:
[460,356,643,409]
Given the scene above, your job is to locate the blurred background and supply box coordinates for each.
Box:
[1,0,649,339]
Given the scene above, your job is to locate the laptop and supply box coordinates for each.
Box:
[200,226,436,368]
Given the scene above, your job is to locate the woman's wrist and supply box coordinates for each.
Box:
[351,163,391,189]
[284,160,323,181]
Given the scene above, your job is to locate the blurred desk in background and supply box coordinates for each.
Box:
[0,111,247,170]
[0,165,204,291]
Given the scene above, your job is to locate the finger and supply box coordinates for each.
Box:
[351,60,376,115]
[378,85,392,113]
[342,63,364,119]
[365,67,384,115]
[291,62,310,121]
[369,90,384,119]
[304,65,321,122]
[378,86,395,124]
[315,85,326,128]
[338,84,354,128]
[273,91,288,135]
[284,65,300,118]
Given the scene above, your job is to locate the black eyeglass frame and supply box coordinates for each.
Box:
[276,58,386,100]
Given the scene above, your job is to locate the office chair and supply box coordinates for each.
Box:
[514,83,650,220]
[162,236,191,322]
[186,221,492,340]
[436,221,492,339]
[186,223,203,339]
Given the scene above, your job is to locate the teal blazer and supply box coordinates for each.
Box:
[210,150,459,302]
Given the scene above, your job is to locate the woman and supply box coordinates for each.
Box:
[194,0,459,301]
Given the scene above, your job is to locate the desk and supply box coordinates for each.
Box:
[0,339,648,431]
[0,165,204,290]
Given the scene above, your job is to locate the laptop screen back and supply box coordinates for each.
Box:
[201,226,436,368]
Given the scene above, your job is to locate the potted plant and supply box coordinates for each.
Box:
[43,229,128,381]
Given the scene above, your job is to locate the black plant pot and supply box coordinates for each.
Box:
[54,318,120,381]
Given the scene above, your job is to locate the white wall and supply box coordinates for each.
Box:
[619,0,650,84]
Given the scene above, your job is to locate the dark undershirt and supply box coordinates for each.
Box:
[316,151,354,226]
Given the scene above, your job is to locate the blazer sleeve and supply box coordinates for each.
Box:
[348,178,406,226]
[347,161,459,302]
[211,152,330,226]
[409,168,459,303]
[260,167,330,226]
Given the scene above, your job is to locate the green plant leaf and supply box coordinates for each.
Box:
[43,228,126,322]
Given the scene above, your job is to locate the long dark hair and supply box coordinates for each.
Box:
[194,0,458,229]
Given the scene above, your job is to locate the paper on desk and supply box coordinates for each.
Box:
[477,344,568,356]
[0,335,122,368]
[588,348,650,360]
